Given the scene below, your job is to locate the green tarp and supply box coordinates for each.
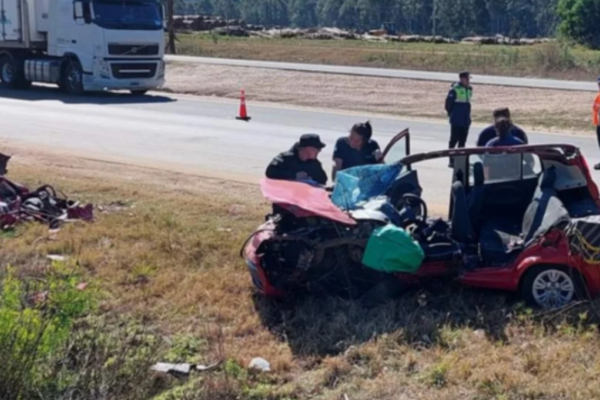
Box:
[362,224,425,274]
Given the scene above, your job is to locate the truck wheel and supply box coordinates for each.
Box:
[520,265,587,309]
[0,55,31,89]
[129,89,148,96]
[62,59,84,96]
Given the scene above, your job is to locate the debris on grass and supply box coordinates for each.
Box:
[0,152,94,232]
[248,357,271,372]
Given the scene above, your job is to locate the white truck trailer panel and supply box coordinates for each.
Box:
[0,0,22,41]
[0,0,46,44]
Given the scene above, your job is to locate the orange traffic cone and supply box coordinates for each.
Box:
[236,89,251,121]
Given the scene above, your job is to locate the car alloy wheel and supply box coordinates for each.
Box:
[531,269,575,309]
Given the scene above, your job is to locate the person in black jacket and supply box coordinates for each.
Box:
[476,107,528,147]
[265,133,328,186]
[445,71,473,149]
[332,121,382,181]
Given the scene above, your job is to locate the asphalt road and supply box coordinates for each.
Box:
[168,55,598,92]
[1,87,599,210]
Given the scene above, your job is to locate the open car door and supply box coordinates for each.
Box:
[382,129,410,168]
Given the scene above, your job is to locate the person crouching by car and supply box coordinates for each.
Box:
[265,133,328,186]
[477,107,528,147]
[332,121,382,181]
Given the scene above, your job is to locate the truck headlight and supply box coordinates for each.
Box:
[98,59,110,78]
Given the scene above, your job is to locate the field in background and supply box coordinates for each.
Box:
[176,33,600,81]
[4,151,600,399]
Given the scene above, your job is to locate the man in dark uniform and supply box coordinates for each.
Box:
[445,70,473,149]
[476,107,528,147]
[265,133,328,186]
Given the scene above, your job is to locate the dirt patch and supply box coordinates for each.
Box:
[165,62,597,135]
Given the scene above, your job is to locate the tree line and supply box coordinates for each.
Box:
[164,0,600,50]
[173,0,560,39]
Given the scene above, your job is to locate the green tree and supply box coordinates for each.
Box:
[558,0,600,48]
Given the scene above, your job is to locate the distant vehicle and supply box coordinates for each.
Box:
[242,130,600,309]
[0,0,165,95]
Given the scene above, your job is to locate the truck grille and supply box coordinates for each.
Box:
[108,43,160,56]
[110,63,157,79]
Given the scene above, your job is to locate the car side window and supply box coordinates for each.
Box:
[384,137,408,165]
[523,153,542,178]
[469,153,540,185]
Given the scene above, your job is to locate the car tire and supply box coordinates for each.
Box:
[0,54,31,89]
[62,59,84,96]
[520,265,587,309]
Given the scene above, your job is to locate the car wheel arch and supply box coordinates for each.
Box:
[518,263,589,308]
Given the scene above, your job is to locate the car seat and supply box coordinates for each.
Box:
[468,162,485,233]
[451,181,472,242]
[521,166,569,245]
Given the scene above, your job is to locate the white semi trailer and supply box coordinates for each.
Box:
[0,0,165,95]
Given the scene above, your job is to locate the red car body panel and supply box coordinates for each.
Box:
[260,178,356,225]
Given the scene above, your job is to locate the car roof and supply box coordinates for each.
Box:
[400,144,580,166]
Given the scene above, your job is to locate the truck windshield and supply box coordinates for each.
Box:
[92,0,162,30]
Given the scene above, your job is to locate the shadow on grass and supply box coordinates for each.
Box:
[252,279,600,357]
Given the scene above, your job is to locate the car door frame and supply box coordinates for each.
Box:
[382,128,411,169]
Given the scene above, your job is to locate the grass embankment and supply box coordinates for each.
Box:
[176,33,600,81]
[4,154,600,399]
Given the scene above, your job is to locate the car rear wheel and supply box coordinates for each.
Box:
[520,265,586,309]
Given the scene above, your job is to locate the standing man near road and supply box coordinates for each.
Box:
[592,76,600,170]
[445,71,473,150]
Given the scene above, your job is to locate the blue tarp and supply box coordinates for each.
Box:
[331,163,403,210]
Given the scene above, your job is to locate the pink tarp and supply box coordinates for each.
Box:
[260,178,356,226]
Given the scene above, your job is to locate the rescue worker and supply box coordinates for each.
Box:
[592,76,600,170]
[482,117,524,180]
[485,117,524,147]
[476,107,528,147]
[332,121,382,181]
[265,133,328,186]
[445,70,473,149]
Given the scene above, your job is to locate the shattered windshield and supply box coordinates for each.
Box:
[92,0,162,30]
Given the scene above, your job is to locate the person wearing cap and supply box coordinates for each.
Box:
[592,76,600,170]
[265,133,328,185]
[476,107,528,147]
[445,71,473,150]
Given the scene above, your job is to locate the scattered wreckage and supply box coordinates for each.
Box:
[0,152,93,231]
[242,129,600,309]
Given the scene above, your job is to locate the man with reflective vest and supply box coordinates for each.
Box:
[593,76,600,170]
[445,70,473,149]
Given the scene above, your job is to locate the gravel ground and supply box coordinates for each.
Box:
[164,62,596,135]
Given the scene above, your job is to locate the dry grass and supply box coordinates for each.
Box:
[4,149,600,399]
[165,62,596,134]
[177,34,600,81]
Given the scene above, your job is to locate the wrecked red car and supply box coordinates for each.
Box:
[242,129,600,309]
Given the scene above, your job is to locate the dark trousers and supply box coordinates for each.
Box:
[596,126,600,148]
[449,125,470,149]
